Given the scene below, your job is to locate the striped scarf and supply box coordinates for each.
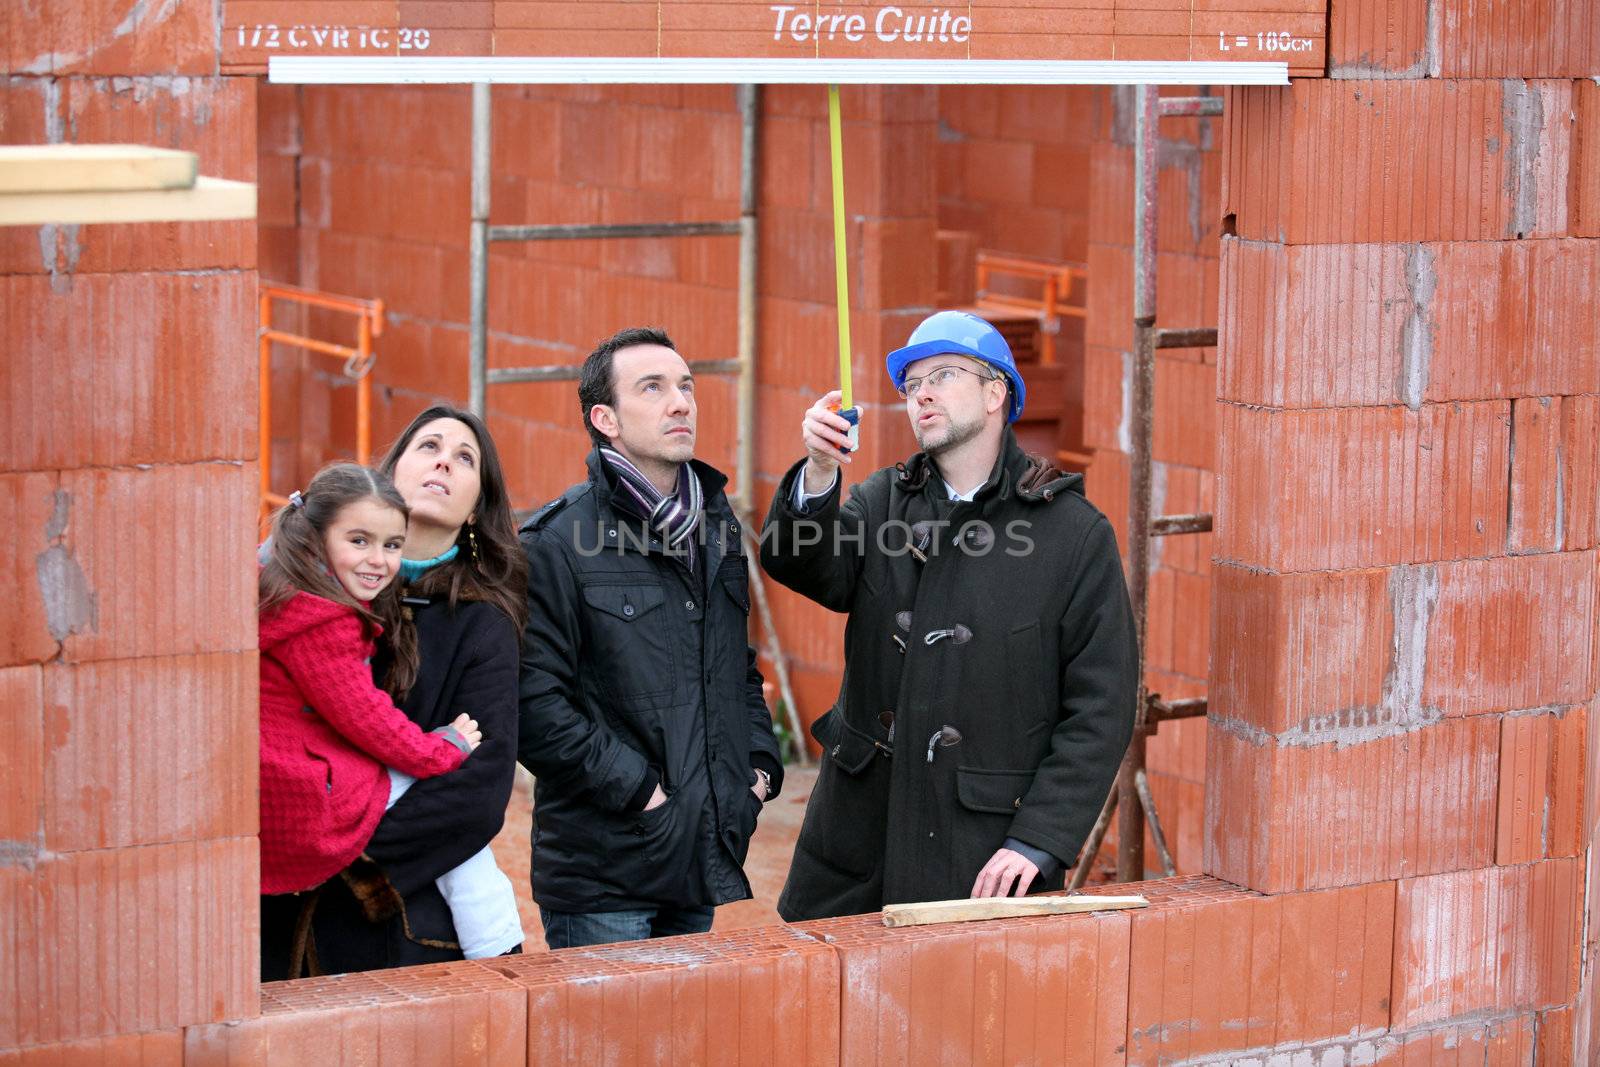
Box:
[599,447,704,572]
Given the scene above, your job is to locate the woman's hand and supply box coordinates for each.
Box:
[450,713,483,751]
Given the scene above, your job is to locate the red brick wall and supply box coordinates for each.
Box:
[8,0,1600,1061]
[935,85,1100,270]
[1,5,262,1056]
[1206,4,1600,1059]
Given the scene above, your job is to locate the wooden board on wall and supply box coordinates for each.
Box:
[221,2,1326,77]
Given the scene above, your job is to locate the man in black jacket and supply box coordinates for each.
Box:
[761,310,1138,921]
[517,326,784,948]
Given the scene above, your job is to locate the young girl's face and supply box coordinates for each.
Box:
[322,498,407,602]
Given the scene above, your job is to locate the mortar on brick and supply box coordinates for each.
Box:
[1503,80,1546,239]
[1329,0,1439,80]
[1398,245,1435,410]
[34,490,96,647]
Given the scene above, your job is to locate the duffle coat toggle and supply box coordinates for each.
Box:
[925,725,963,763]
[923,623,972,646]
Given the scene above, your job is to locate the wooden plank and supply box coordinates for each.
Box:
[881,894,1149,928]
[0,144,198,194]
[0,176,256,226]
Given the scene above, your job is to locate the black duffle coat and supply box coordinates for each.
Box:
[761,431,1138,921]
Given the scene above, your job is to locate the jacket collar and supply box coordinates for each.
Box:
[585,446,730,521]
[582,447,736,576]
[893,429,1083,507]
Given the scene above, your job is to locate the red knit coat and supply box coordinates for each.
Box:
[258,591,467,894]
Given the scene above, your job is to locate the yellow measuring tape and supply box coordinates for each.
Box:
[827,84,860,449]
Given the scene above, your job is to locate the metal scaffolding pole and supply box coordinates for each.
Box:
[1117,83,1160,882]
[735,82,760,518]
[468,82,491,417]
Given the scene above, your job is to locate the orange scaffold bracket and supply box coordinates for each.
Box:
[258,283,386,522]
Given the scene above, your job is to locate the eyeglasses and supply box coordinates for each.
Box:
[897,364,999,400]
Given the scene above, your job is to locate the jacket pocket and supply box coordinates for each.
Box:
[719,556,751,614]
[304,742,334,795]
[824,716,881,776]
[794,715,889,880]
[955,767,1036,814]
[579,581,677,706]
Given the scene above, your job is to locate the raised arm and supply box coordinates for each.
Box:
[760,392,884,612]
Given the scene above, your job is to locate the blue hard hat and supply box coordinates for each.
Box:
[885,310,1026,423]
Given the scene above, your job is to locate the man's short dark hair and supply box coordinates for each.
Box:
[578,326,676,449]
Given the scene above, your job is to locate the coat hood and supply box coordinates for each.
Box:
[891,429,1084,506]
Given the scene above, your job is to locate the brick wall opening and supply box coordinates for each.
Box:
[7,6,1600,1059]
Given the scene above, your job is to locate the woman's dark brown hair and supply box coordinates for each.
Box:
[258,463,411,656]
[378,406,528,678]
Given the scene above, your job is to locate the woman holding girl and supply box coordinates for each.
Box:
[259,406,528,976]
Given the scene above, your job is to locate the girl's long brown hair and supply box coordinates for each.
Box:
[377,406,528,697]
[258,464,412,685]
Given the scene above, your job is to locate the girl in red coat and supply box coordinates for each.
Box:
[259,463,522,959]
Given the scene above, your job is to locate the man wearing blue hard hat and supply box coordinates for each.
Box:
[760,310,1138,921]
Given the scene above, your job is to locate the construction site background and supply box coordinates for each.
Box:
[3,1,1599,1063]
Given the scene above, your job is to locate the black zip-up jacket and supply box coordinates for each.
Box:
[761,430,1137,921]
[517,450,784,913]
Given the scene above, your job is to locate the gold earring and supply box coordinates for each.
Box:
[468,527,480,566]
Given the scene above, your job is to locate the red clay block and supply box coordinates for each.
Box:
[0,666,43,846]
[493,925,837,1066]
[1219,239,1600,409]
[1435,0,1599,77]
[1561,396,1600,551]
[1392,858,1583,1029]
[92,0,215,75]
[1326,0,1431,78]
[1,272,256,473]
[54,76,256,274]
[187,960,527,1066]
[1151,357,1215,471]
[1426,241,1600,402]
[1,837,256,1048]
[1422,551,1596,716]
[1224,80,1576,245]
[0,472,67,667]
[1496,706,1587,865]
[799,905,1130,1065]
[42,652,258,851]
[0,1029,183,1066]
[1210,565,1392,736]
[1217,402,1509,572]
[859,217,938,311]
[1538,1005,1575,1064]
[1509,397,1564,553]
[50,464,257,664]
[1206,716,1499,893]
[1576,80,1600,238]
[1126,881,1393,1064]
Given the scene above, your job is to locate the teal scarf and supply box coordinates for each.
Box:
[398,544,459,582]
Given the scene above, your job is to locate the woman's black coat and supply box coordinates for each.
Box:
[261,595,520,977]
